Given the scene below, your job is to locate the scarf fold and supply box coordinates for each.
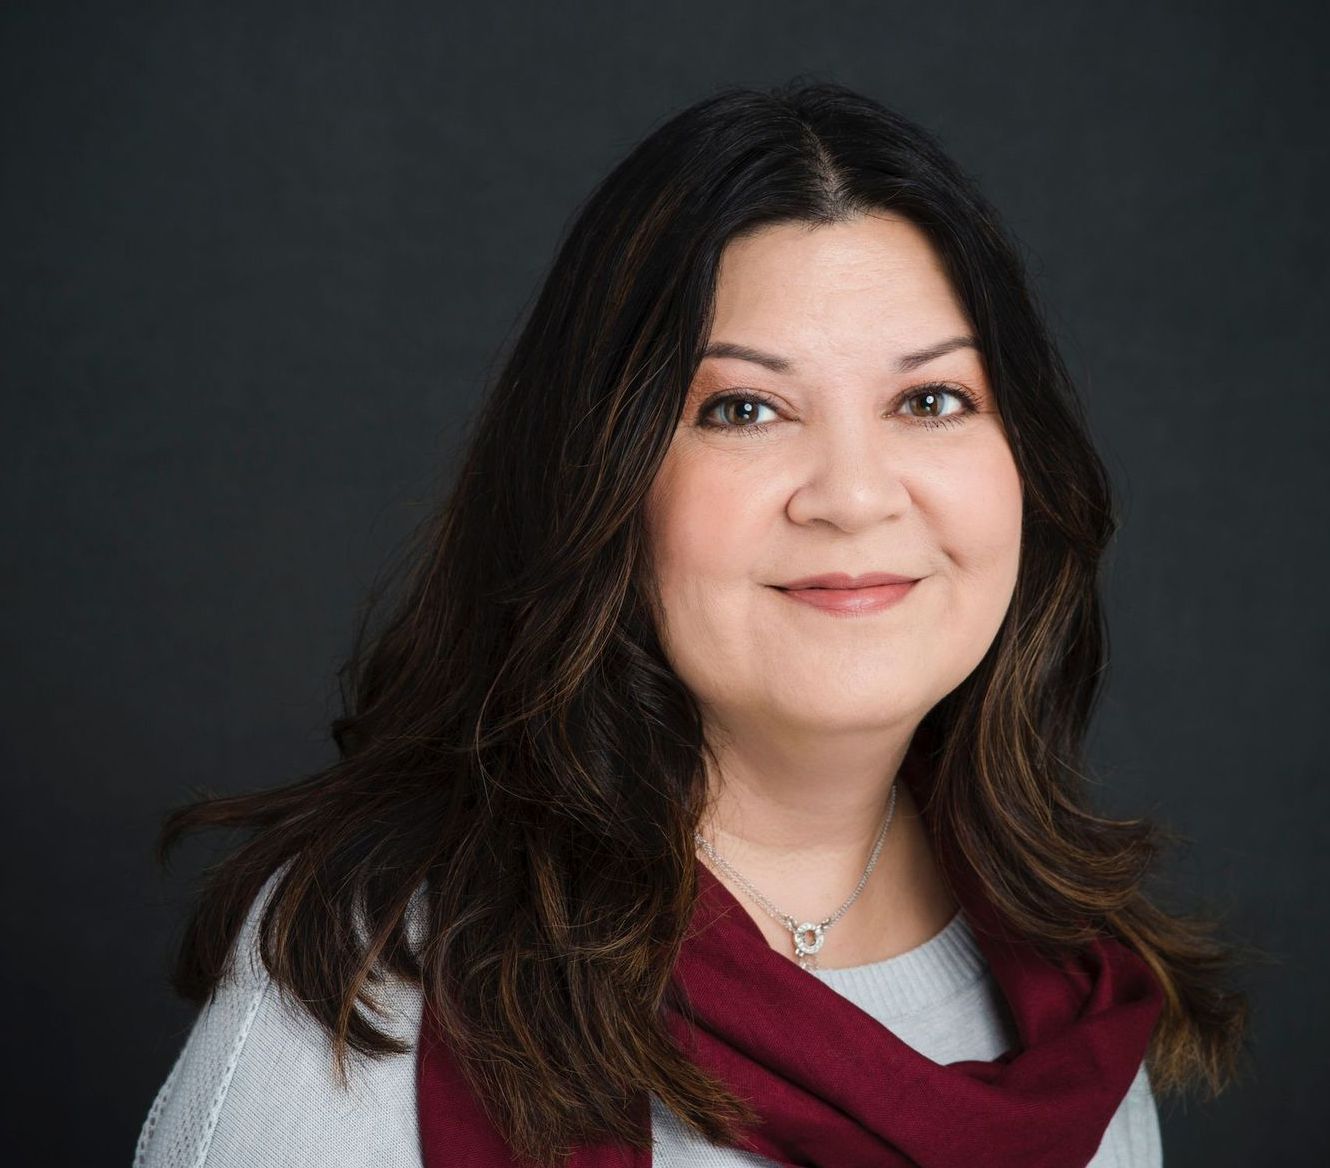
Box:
[417,758,1164,1168]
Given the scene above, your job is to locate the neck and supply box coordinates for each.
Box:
[694,721,957,968]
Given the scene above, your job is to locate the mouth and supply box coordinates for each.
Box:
[769,576,921,616]
[773,571,921,591]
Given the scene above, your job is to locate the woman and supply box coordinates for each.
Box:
[135,80,1253,1168]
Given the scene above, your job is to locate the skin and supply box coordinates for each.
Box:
[643,213,1024,969]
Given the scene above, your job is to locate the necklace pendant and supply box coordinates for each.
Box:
[792,921,826,958]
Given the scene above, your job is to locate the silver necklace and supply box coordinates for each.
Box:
[693,782,898,971]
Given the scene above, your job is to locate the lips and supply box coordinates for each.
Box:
[773,575,919,615]
[775,571,919,590]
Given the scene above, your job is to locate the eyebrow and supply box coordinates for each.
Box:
[700,335,980,374]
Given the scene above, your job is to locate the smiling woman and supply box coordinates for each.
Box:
[645,214,1025,972]
[136,79,1255,1168]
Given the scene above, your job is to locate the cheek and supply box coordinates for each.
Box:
[646,450,766,584]
[643,450,773,678]
[934,438,1024,591]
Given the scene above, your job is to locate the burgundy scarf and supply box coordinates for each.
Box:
[417,758,1164,1167]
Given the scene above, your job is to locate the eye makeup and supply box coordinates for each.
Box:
[693,383,983,438]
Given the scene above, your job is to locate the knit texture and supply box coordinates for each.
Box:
[135,879,1162,1167]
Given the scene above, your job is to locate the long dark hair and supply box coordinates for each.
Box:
[160,78,1259,1166]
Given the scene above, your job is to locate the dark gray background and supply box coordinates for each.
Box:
[3,1,1325,1163]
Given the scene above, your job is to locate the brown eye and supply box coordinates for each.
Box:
[897,384,980,429]
[904,388,957,420]
[696,392,780,434]
[908,389,947,416]
[713,398,769,426]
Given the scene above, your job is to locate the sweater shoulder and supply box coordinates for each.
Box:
[135,869,427,1168]
[1088,1058,1163,1168]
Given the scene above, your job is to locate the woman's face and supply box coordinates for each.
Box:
[644,213,1023,741]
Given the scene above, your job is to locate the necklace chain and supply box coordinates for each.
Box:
[693,782,898,971]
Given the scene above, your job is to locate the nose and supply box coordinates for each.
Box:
[783,421,912,532]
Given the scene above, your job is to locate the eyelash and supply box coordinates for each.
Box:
[694,383,982,437]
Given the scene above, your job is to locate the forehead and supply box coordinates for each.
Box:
[708,214,971,361]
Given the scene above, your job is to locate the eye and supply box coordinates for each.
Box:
[694,383,982,436]
[696,392,781,435]
[898,384,981,430]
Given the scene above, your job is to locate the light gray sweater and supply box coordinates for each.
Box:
[134,878,1162,1167]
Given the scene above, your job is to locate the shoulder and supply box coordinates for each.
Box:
[1088,1058,1163,1168]
[135,869,428,1168]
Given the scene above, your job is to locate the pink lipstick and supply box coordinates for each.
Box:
[771,571,921,616]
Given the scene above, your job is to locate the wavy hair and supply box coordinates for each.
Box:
[160,78,1260,1166]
